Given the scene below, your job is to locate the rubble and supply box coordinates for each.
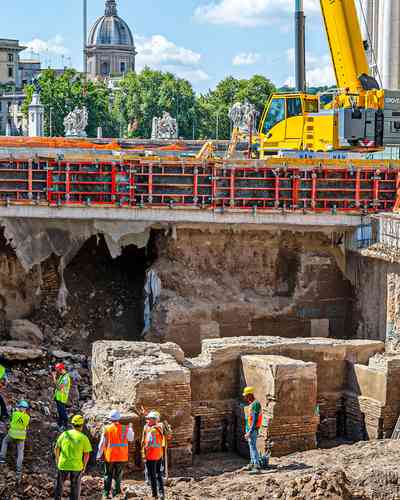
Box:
[0,344,45,361]
[9,319,44,345]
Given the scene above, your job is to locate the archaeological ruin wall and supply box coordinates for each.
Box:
[84,336,400,469]
[147,228,356,355]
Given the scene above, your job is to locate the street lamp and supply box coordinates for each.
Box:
[216,108,223,140]
[190,107,196,140]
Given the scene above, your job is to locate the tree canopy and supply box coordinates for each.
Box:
[23,69,118,137]
[112,67,196,139]
[195,75,276,140]
[22,69,276,140]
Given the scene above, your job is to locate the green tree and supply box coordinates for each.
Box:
[23,69,118,137]
[196,75,276,140]
[113,67,196,139]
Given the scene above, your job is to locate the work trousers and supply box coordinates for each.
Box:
[247,430,260,466]
[103,461,125,496]
[54,470,82,500]
[0,435,25,471]
[0,393,8,420]
[146,459,164,498]
[55,400,69,428]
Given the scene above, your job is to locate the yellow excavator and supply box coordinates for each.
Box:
[257,0,400,158]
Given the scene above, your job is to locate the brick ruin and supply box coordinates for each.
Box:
[83,336,400,468]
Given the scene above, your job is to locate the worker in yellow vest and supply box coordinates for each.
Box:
[0,364,9,422]
[97,410,134,499]
[243,387,263,474]
[54,414,92,500]
[0,399,30,481]
[143,411,166,500]
[53,362,71,430]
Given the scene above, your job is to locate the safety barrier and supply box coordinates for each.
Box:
[0,158,399,213]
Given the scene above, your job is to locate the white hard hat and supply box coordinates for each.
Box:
[109,410,121,422]
[146,411,159,420]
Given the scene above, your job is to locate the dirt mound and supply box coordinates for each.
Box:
[266,468,352,499]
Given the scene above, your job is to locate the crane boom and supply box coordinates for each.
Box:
[320,0,378,92]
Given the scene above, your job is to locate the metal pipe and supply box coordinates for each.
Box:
[83,0,87,75]
[295,0,306,91]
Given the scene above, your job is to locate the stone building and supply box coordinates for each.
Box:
[0,39,25,87]
[86,0,136,80]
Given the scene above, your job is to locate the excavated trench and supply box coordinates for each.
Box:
[0,225,362,354]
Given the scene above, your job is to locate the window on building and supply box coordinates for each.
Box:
[101,61,110,76]
[8,67,13,78]
[120,61,126,73]
[8,53,13,63]
[7,102,12,113]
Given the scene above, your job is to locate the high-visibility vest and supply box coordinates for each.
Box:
[54,373,71,404]
[104,423,129,463]
[8,410,30,440]
[244,401,263,431]
[144,425,164,461]
[0,364,5,381]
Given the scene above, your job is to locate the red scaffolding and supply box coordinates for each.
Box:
[0,157,398,213]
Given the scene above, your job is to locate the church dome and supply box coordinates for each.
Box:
[88,0,134,47]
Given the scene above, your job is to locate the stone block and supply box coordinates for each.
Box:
[9,319,43,345]
[240,354,319,456]
[311,319,330,338]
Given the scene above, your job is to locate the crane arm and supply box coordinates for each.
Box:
[320,0,379,92]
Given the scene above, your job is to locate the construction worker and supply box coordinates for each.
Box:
[0,399,30,481]
[54,414,92,500]
[97,410,134,499]
[242,386,262,474]
[0,363,9,422]
[141,410,172,480]
[53,362,71,430]
[143,411,166,500]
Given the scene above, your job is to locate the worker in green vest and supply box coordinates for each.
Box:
[53,363,71,430]
[0,364,9,421]
[0,399,30,481]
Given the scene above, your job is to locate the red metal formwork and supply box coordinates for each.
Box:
[0,157,398,213]
[0,159,47,202]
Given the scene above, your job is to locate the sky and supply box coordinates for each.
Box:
[1,0,336,93]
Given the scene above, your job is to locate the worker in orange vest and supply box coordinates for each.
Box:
[143,411,166,500]
[96,410,134,499]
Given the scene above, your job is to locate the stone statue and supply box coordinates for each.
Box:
[64,107,88,137]
[151,111,178,140]
[31,77,41,94]
[228,101,257,135]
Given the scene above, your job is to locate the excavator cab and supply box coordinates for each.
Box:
[258,93,321,156]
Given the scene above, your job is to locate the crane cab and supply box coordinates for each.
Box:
[257,92,337,157]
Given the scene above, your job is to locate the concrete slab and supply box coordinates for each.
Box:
[0,205,363,229]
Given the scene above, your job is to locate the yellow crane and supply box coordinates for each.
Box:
[257,0,400,158]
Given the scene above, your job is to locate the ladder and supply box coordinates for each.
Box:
[391,415,400,439]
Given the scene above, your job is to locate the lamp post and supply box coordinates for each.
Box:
[216,108,223,140]
[83,0,88,76]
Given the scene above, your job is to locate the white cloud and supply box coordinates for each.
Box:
[22,35,69,56]
[232,52,261,66]
[195,0,319,27]
[136,35,201,67]
[136,34,209,83]
[285,50,335,87]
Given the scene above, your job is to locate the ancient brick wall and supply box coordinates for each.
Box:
[150,228,356,356]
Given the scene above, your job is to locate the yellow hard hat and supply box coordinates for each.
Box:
[71,415,84,426]
[242,387,255,397]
